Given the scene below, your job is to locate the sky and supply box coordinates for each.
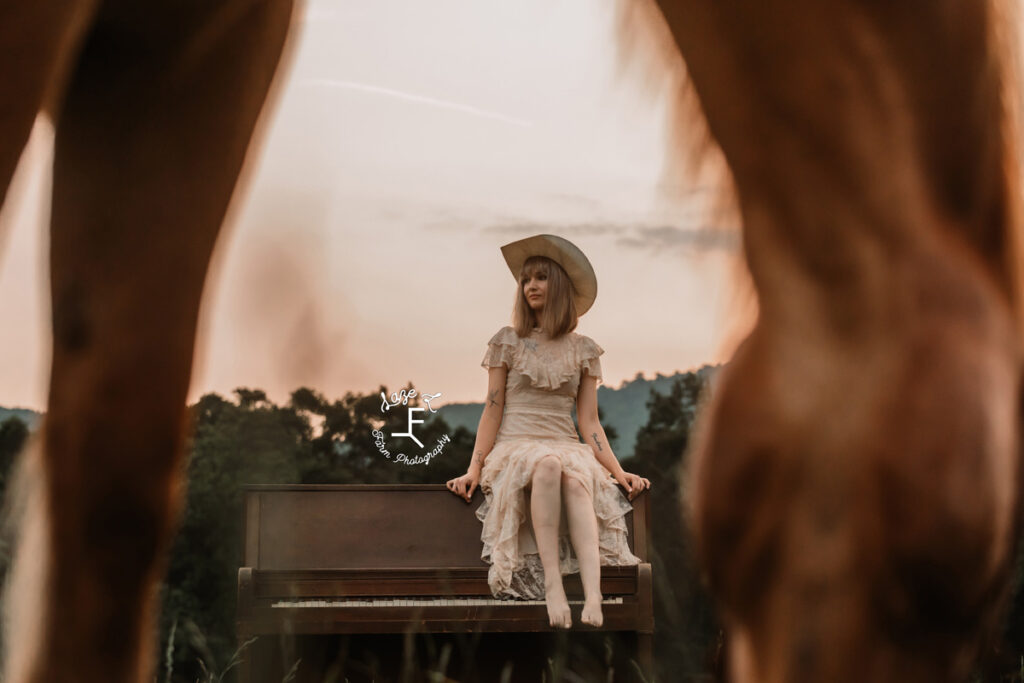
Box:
[0,0,746,412]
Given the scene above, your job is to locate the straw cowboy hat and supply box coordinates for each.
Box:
[500,234,598,316]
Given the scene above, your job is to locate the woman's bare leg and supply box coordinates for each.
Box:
[531,455,571,628]
[562,474,603,626]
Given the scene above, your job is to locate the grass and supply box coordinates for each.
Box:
[159,624,654,683]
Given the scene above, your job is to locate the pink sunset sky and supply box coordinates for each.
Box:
[0,0,746,412]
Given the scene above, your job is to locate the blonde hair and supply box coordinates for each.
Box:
[511,256,578,339]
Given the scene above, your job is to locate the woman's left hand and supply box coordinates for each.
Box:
[615,471,651,500]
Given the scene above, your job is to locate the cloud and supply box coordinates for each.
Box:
[616,224,739,252]
[481,221,739,252]
[301,79,534,128]
[483,222,629,237]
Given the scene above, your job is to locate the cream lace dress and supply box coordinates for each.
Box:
[475,325,642,600]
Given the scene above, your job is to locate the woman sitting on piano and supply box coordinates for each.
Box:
[445,234,650,629]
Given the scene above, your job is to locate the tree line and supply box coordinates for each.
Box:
[0,372,1021,681]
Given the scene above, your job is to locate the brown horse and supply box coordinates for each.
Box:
[627,0,1024,681]
[0,0,296,681]
[0,0,1021,682]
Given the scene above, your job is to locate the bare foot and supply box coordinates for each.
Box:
[581,597,604,627]
[545,583,572,629]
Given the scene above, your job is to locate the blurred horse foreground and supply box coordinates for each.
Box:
[0,0,296,681]
[635,1,1024,682]
[0,0,1022,682]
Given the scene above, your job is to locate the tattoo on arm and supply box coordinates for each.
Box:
[591,432,604,452]
[473,451,485,466]
[487,390,500,408]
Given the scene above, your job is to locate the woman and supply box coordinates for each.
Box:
[446,233,651,630]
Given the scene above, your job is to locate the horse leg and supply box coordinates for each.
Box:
[645,0,1022,680]
[0,0,96,227]
[4,1,296,681]
[0,4,94,680]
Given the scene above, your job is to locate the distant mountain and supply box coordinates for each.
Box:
[0,407,42,430]
[435,365,719,460]
[2,365,721,455]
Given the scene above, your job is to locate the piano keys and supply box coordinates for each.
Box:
[237,484,654,682]
[271,597,626,607]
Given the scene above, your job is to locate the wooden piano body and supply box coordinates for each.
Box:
[237,484,654,682]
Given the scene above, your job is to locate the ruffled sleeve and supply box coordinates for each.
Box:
[577,335,605,386]
[481,326,519,370]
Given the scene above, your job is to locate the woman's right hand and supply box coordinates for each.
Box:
[446,466,480,503]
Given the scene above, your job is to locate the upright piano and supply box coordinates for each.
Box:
[237,484,653,682]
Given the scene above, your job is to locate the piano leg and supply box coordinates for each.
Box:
[636,632,654,682]
[238,635,282,683]
[237,634,305,683]
[237,638,251,683]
